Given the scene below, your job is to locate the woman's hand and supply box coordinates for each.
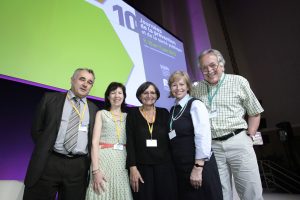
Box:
[92,170,107,194]
[190,166,203,189]
[130,166,144,192]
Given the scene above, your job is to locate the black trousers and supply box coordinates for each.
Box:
[133,162,178,200]
[175,153,223,200]
[23,152,89,200]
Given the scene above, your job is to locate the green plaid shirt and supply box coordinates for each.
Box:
[191,73,264,138]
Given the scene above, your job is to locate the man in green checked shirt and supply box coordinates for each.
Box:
[191,49,264,200]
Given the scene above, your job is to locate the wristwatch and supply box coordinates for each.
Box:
[194,163,204,168]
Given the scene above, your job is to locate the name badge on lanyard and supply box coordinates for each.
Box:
[209,110,217,118]
[146,139,157,147]
[168,130,176,140]
[113,143,124,151]
[79,124,88,132]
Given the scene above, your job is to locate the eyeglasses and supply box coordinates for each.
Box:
[201,62,219,74]
[142,91,156,96]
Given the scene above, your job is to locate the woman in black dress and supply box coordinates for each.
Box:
[126,81,177,200]
[168,71,223,200]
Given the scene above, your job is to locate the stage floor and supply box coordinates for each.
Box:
[1,181,299,200]
[233,192,300,200]
[263,193,300,200]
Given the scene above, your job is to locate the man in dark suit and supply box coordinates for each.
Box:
[23,68,98,200]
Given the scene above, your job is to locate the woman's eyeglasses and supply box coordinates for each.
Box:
[142,91,156,96]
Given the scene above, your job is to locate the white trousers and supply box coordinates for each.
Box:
[212,131,263,200]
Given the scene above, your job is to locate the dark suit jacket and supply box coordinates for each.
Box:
[24,92,98,187]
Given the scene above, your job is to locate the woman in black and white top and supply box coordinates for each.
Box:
[168,71,223,200]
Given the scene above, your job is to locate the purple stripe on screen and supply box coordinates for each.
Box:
[0,75,104,180]
[186,0,211,81]
[0,74,104,101]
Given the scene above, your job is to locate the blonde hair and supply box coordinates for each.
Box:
[168,71,192,98]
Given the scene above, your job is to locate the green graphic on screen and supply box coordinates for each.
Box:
[0,0,133,98]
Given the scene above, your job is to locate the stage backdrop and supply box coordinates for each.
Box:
[0,0,213,181]
[0,0,187,108]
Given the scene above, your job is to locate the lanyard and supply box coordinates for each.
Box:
[140,107,156,139]
[110,111,123,143]
[67,95,87,123]
[169,98,189,131]
[207,74,226,108]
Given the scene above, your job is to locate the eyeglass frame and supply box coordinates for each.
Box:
[200,62,220,75]
[142,91,157,96]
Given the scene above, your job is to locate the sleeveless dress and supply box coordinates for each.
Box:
[86,110,133,200]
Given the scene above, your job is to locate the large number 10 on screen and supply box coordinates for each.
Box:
[113,5,137,32]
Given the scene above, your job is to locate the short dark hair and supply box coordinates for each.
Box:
[104,82,127,112]
[136,81,160,104]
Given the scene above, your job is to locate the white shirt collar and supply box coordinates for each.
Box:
[175,94,191,107]
[68,90,87,104]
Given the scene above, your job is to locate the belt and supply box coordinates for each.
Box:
[99,142,126,149]
[212,129,245,141]
[52,151,87,159]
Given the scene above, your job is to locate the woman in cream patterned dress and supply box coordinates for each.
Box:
[86,82,133,200]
